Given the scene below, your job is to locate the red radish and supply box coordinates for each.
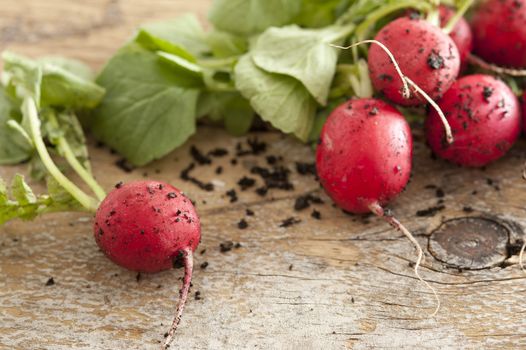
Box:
[439,5,473,71]
[472,0,526,68]
[426,74,521,167]
[316,98,439,315]
[94,180,201,349]
[368,17,460,106]
[316,99,412,213]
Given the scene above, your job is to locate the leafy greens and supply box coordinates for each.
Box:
[0,51,106,223]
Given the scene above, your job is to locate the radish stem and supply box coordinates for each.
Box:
[163,248,194,349]
[369,203,440,317]
[59,138,106,201]
[6,120,33,147]
[23,97,98,212]
[354,1,432,39]
[444,0,475,34]
[45,113,106,201]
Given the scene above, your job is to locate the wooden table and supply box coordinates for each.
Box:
[1,1,526,349]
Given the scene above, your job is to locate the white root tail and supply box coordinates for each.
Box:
[469,54,526,77]
[162,248,194,349]
[404,77,454,144]
[331,40,454,144]
[369,203,441,317]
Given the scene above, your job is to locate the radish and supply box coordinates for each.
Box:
[368,17,460,107]
[94,180,201,349]
[472,0,526,68]
[425,74,521,167]
[316,97,439,315]
[439,5,473,71]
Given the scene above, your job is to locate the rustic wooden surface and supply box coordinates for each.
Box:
[2,1,526,349]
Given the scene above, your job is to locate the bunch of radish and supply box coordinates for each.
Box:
[317,0,526,316]
[4,0,526,346]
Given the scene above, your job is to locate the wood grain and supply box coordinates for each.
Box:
[1,1,526,350]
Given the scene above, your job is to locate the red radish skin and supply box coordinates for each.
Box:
[316,98,440,315]
[472,0,526,68]
[426,74,521,167]
[316,98,412,213]
[94,181,200,272]
[368,17,460,106]
[439,5,473,71]
[93,180,201,349]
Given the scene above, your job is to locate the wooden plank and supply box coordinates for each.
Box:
[1,1,526,349]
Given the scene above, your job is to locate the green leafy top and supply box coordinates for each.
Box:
[251,25,352,105]
[92,43,200,166]
[0,51,106,224]
[139,14,209,58]
[0,0,479,226]
[235,54,316,141]
[0,87,32,165]
[0,175,85,225]
[91,0,465,166]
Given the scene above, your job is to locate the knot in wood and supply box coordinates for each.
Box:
[428,217,509,270]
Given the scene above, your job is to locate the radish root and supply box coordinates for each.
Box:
[469,54,526,77]
[404,77,454,144]
[163,248,194,349]
[331,41,454,144]
[369,203,441,317]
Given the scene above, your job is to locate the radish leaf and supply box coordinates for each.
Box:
[209,0,301,36]
[205,31,248,58]
[251,25,349,105]
[0,174,85,225]
[92,44,200,166]
[197,91,254,136]
[235,54,316,141]
[39,63,105,109]
[0,87,33,165]
[138,14,209,59]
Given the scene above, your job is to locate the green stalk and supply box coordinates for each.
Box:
[58,137,106,201]
[352,59,373,98]
[23,97,98,212]
[355,0,432,39]
[6,120,33,146]
[425,0,441,26]
[444,0,475,34]
[427,10,440,27]
[46,113,106,201]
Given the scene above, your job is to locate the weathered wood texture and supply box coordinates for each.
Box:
[2,1,526,350]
